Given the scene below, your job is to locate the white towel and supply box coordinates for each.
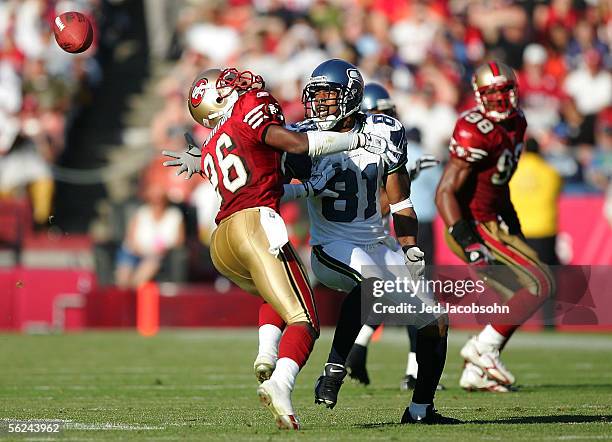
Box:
[259,207,289,257]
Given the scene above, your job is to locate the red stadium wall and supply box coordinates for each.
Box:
[434,195,612,265]
[1,195,610,332]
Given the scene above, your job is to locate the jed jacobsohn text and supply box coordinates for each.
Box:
[372,277,486,298]
[372,302,510,315]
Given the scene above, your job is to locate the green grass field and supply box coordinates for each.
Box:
[1,329,611,441]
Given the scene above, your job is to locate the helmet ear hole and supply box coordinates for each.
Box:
[216,97,223,104]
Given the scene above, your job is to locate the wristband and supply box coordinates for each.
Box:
[449,219,481,249]
[390,198,413,214]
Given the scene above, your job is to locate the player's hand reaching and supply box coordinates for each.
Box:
[162,133,202,179]
[306,158,342,198]
[356,133,403,165]
[403,245,426,280]
[408,154,439,181]
[463,243,494,266]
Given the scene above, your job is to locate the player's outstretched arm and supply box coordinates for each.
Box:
[435,157,492,264]
[263,124,394,158]
[281,159,341,203]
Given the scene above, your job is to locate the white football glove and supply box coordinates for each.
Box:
[404,245,425,281]
[356,133,403,165]
[408,154,439,181]
[162,133,202,179]
[305,158,342,198]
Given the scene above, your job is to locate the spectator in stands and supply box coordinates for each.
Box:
[518,44,564,140]
[510,138,562,266]
[563,49,612,145]
[115,183,185,289]
[151,88,192,153]
[190,178,220,246]
[405,128,441,264]
[401,83,457,158]
[586,108,612,191]
[0,111,55,228]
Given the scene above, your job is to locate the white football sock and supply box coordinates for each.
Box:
[354,325,375,347]
[409,402,430,421]
[257,324,282,361]
[405,352,418,377]
[271,357,299,392]
[478,324,506,349]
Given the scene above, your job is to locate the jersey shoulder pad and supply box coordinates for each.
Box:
[286,119,318,133]
[281,152,312,180]
[449,110,500,163]
[237,89,285,132]
[363,113,407,173]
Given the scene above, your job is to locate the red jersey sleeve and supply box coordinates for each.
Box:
[237,89,285,144]
[449,110,501,163]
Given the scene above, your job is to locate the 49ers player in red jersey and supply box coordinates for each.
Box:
[162,68,398,429]
[435,61,554,392]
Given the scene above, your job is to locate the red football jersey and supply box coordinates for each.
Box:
[200,89,286,224]
[449,107,527,222]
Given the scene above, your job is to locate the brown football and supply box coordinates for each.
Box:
[53,11,93,54]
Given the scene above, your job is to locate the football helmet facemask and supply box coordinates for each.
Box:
[472,61,519,122]
[302,59,364,131]
[188,68,265,128]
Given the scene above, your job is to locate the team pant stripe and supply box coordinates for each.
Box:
[284,245,319,329]
[476,224,544,295]
[278,246,316,329]
[478,223,553,295]
[312,245,363,283]
[476,224,552,297]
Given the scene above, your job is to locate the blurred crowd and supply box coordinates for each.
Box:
[136,0,610,286]
[0,0,102,228]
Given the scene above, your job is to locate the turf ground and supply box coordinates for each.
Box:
[1,329,611,441]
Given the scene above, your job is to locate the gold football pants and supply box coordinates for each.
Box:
[210,208,319,330]
[445,220,554,300]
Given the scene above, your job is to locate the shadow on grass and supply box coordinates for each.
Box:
[355,415,612,429]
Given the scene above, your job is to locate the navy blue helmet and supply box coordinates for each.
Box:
[361,82,396,117]
[302,59,364,130]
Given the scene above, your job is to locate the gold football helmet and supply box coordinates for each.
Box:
[188,68,264,128]
[472,61,519,121]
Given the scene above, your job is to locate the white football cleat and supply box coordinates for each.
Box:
[460,336,515,385]
[257,379,300,430]
[460,362,510,393]
[253,355,276,384]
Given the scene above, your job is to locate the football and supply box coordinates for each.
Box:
[52,11,93,54]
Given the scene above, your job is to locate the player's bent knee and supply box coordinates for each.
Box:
[291,320,319,339]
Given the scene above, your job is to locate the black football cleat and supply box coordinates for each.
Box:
[345,344,370,386]
[400,404,461,425]
[314,363,346,409]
